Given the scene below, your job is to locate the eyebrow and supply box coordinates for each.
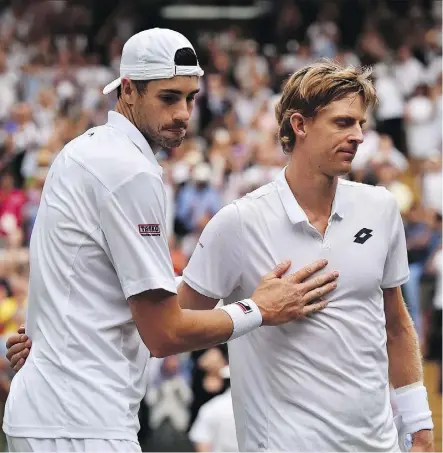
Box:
[334,115,366,125]
[158,89,200,96]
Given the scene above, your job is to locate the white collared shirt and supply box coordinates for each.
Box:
[4,111,177,442]
[183,169,409,452]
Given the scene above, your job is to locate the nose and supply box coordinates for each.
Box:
[172,99,191,124]
[349,124,364,145]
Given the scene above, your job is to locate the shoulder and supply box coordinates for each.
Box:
[233,180,280,213]
[204,203,240,230]
[338,179,396,209]
[212,182,280,220]
[62,125,162,194]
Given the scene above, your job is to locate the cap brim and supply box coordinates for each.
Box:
[103,77,122,95]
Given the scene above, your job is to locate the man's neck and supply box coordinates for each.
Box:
[115,100,134,126]
[114,101,155,150]
[285,156,338,220]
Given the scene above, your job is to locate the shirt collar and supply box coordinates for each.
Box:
[275,167,345,225]
[106,111,161,171]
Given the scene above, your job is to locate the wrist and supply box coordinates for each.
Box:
[218,299,263,341]
[412,429,433,438]
[412,429,434,449]
[392,382,434,434]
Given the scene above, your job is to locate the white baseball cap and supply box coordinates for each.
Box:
[102,28,204,95]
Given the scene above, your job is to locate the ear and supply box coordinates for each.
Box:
[290,112,307,138]
[121,78,136,106]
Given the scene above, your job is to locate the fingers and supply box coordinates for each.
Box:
[303,281,337,304]
[288,259,328,283]
[10,348,29,370]
[6,333,26,350]
[6,337,31,361]
[263,260,291,281]
[300,271,339,294]
[18,325,25,334]
[302,299,329,316]
[13,358,26,373]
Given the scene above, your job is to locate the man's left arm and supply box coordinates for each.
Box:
[384,286,434,451]
[381,191,434,451]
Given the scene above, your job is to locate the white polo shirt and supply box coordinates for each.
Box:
[3,111,177,442]
[183,169,409,452]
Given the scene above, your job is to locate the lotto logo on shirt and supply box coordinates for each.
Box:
[138,224,160,236]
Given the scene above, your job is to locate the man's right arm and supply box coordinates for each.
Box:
[129,260,287,358]
[8,258,337,363]
[129,289,234,358]
[7,175,339,364]
[130,257,338,358]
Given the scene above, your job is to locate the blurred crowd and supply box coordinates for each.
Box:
[0,0,440,451]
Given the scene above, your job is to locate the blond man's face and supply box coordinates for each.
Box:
[302,94,367,177]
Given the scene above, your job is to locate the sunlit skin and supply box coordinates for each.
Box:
[286,93,367,232]
[116,75,200,149]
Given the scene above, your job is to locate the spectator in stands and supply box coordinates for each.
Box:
[370,134,409,173]
[372,63,407,155]
[0,173,26,248]
[188,346,230,432]
[425,243,442,393]
[404,84,440,163]
[404,203,436,341]
[394,45,426,99]
[175,162,221,238]
[189,365,238,452]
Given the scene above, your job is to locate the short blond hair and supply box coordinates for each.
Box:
[275,60,377,154]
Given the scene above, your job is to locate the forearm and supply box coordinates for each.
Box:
[384,287,433,444]
[161,308,234,357]
[387,314,423,389]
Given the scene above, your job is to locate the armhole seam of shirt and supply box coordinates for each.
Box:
[68,153,162,217]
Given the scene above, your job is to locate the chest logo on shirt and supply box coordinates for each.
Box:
[138,224,160,237]
[354,228,373,244]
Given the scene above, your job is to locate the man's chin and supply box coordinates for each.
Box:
[332,162,353,177]
[156,136,186,150]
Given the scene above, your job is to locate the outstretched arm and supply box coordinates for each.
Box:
[384,287,434,452]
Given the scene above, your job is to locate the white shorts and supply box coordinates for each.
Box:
[6,436,142,452]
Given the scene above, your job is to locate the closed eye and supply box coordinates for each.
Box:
[160,95,180,105]
[336,118,353,127]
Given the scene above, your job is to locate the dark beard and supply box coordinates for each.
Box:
[140,127,185,150]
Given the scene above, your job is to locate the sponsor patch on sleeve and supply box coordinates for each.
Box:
[138,224,160,237]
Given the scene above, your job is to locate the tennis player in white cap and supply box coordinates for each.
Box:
[2,28,339,452]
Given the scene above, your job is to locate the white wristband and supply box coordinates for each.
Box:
[218,299,262,340]
[392,383,434,434]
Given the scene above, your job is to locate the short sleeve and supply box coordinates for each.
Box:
[182,203,243,299]
[381,192,410,289]
[99,171,177,299]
